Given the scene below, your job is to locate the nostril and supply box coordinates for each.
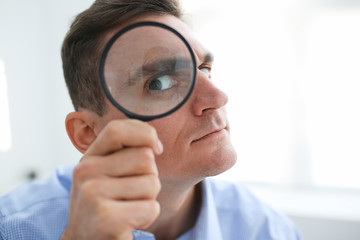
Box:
[192,86,229,116]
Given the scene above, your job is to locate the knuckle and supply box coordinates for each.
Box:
[106,120,135,143]
[137,123,157,143]
[140,147,154,160]
[138,200,160,228]
[150,200,161,217]
[106,121,121,134]
[136,148,157,174]
[105,123,122,145]
[94,199,111,218]
[81,180,100,198]
[139,147,155,163]
[146,200,160,218]
[146,175,161,195]
[125,119,149,134]
[73,161,92,183]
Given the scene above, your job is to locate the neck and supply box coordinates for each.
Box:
[146,179,203,240]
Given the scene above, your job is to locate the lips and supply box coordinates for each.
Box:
[187,111,229,144]
[192,128,226,143]
[191,118,228,144]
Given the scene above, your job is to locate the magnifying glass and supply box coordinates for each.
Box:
[99,21,197,121]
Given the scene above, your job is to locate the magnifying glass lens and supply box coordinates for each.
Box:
[100,22,196,120]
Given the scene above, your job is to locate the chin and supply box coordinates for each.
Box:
[198,143,237,178]
[158,137,237,183]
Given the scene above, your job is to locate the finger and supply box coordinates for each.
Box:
[104,200,161,230]
[100,147,158,177]
[86,119,163,156]
[74,147,158,183]
[83,174,161,200]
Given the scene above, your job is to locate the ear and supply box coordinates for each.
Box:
[65,111,97,154]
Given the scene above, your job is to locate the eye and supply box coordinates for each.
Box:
[199,67,211,78]
[148,75,176,91]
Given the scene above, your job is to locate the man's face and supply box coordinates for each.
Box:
[99,14,237,184]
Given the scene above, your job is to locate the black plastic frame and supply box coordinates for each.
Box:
[99,21,197,121]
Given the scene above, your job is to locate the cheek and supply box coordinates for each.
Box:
[150,111,190,157]
[152,115,183,146]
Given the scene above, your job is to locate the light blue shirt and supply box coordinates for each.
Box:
[0,164,301,240]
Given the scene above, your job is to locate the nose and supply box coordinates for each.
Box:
[191,70,229,116]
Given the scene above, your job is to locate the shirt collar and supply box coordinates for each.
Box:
[184,178,223,240]
[133,179,224,240]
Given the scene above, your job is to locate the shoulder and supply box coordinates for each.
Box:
[204,178,301,240]
[0,164,75,240]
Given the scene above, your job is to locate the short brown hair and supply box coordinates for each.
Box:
[61,0,182,116]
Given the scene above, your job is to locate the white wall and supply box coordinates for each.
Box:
[0,0,93,193]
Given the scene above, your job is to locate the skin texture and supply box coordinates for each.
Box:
[62,14,237,240]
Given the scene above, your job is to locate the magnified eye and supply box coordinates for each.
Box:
[200,67,211,78]
[149,75,176,91]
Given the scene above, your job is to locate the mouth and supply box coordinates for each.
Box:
[191,126,228,144]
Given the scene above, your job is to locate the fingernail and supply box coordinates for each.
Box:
[156,139,163,154]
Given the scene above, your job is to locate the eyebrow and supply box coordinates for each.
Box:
[203,52,215,63]
[127,52,214,85]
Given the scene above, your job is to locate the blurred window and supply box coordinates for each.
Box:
[182,0,360,189]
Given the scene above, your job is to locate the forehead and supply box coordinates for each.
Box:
[103,14,210,62]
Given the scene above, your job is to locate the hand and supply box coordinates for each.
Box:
[61,119,163,240]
